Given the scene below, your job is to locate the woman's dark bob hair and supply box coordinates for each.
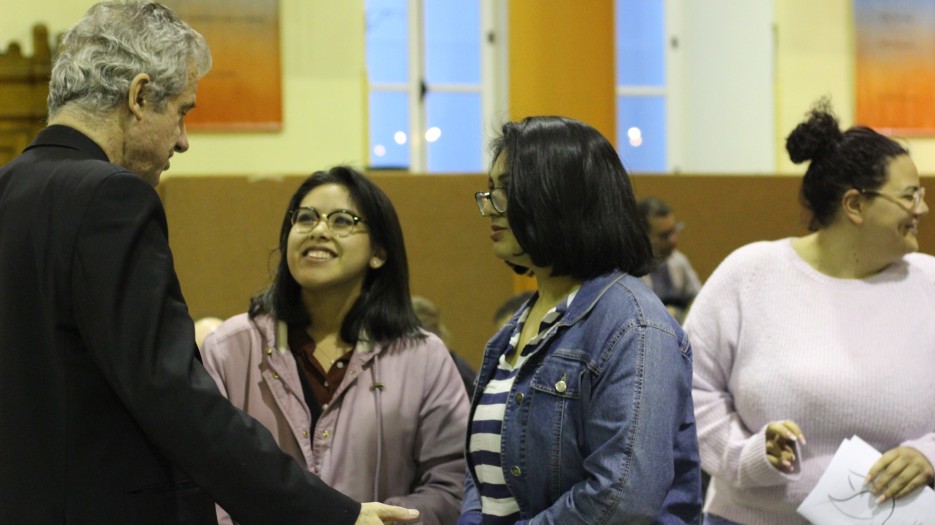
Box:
[490,116,654,280]
[249,166,423,345]
[786,99,909,231]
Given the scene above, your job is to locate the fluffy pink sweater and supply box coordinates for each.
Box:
[685,239,935,524]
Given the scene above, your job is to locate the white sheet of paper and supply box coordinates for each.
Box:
[797,435,935,525]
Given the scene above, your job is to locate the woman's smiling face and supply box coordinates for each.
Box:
[286,183,378,299]
[860,154,928,262]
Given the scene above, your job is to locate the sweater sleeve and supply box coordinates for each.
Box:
[899,254,935,472]
[684,244,800,489]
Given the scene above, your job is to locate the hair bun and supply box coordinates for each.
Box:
[785,101,843,164]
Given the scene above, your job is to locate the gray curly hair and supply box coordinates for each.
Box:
[48,1,211,117]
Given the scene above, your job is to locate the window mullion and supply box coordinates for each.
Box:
[409,0,426,172]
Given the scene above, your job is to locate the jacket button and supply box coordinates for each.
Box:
[555,379,567,393]
[510,466,521,477]
[266,347,273,355]
[321,430,330,438]
[514,392,524,404]
[272,372,280,380]
[302,430,309,438]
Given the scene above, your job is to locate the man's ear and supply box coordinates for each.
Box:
[842,188,865,225]
[127,73,151,120]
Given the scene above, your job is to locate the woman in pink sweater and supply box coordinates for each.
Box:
[685,101,935,524]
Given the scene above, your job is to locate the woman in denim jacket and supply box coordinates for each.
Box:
[459,116,702,524]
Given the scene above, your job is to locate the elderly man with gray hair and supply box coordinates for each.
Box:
[0,2,417,524]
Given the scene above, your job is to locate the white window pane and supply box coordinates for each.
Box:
[366,0,408,84]
[426,92,482,173]
[617,95,666,173]
[616,0,665,86]
[369,91,410,169]
[425,1,481,84]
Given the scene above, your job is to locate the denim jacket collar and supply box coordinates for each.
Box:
[492,271,627,351]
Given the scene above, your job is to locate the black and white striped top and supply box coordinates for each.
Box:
[468,291,577,524]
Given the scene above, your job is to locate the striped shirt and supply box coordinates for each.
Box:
[468,291,577,524]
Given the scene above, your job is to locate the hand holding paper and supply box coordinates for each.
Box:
[798,436,935,525]
[866,446,935,503]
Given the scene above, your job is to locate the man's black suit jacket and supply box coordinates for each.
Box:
[0,126,359,524]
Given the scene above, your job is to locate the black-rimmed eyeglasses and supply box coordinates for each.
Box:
[474,188,508,216]
[290,207,366,237]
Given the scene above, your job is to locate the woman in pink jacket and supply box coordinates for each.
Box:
[201,166,470,525]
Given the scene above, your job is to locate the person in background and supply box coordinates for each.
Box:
[686,101,935,524]
[411,295,478,398]
[201,166,469,525]
[0,3,415,524]
[638,197,702,323]
[459,116,701,524]
[491,291,534,329]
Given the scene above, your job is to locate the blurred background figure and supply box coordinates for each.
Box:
[411,295,477,398]
[193,316,223,349]
[638,197,702,323]
[491,291,534,329]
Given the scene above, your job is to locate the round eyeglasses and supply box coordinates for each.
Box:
[290,207,366,237]
[859,186,926,212]
[475,188,508,216]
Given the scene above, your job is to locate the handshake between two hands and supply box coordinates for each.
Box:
[356,502,420,525]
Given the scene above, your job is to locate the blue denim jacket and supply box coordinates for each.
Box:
[458,271,701,524]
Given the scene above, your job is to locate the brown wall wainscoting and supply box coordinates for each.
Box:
[160,174,935,368]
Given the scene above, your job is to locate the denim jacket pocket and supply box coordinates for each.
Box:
[522,351,591,507]
[530,351,587,399]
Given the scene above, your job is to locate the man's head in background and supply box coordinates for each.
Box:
[638,197,684,262]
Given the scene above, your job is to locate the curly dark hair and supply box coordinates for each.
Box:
[786,99,908,230]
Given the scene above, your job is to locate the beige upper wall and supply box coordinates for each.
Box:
[775,0,935,174]
[1,0,366,177]
[6,0,935,175]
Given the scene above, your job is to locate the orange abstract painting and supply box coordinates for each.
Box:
[856,0,935,135]
[163,0,282,131]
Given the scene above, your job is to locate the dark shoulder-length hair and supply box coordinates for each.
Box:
[249,166,424,345]
[490,116,654,279]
